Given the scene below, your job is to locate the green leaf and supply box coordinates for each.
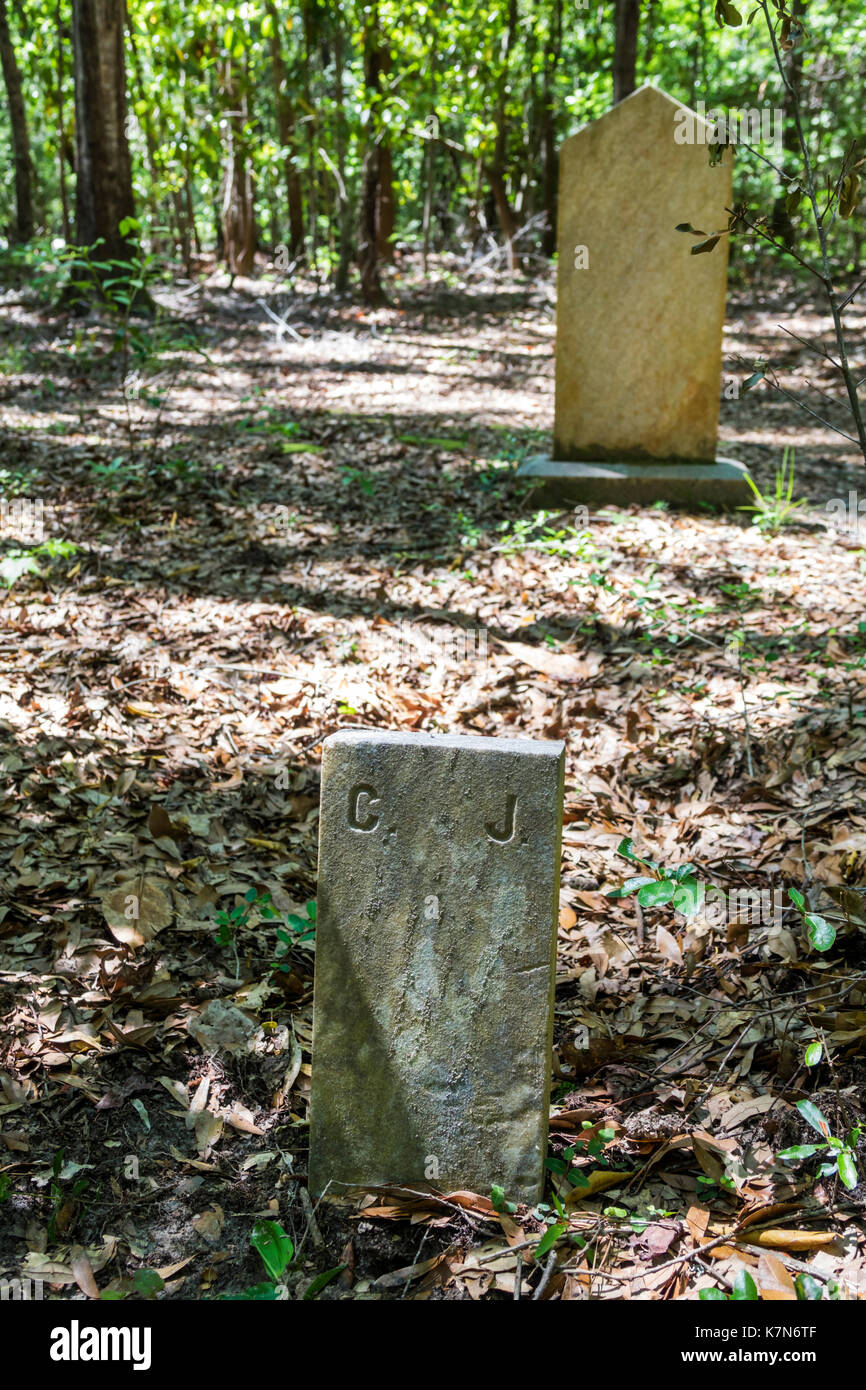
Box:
[805,914,835,952]
[637,879,676,907]
[250,1220,294,1281]
[795,1274,823,1301]
[690,235,721,255]
[675,223,707,236]
[567,1168,590,1188]
[303,1265,346,1299]
[606,875,656,899]
[804,1041,823,1067]
[672,877,703,916]
[699,1287,729,1300]
[837,1151,859,1190]
[544,1158,568,1175]
[230,1281,280,1300]
[788,887,805,910]
[535,1221,567,1258]
[132,1268,165,1298]
[796,1099,831,1138]
[741,370,765,393]
[731,1268,759,1300]
[778,1144,823,1162]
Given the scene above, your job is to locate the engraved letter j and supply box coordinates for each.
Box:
[485,793,516,844]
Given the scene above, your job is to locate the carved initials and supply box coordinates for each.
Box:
[349,783,380,831]
[485,793,516,844]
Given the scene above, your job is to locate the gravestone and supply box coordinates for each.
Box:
[519,83,750,506]
[308,729,565,1205]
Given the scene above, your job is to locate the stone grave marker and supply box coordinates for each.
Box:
[519,83,750,506]
[308,729,565,1205]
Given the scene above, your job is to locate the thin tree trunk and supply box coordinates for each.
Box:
[0,0,34,240]
[56,1,70,240]
[485,0,521,272]
[540,0,562,257]
[613,0,640,105]
[373,41,395,261]
[220,55,256,277]
[770,0,805,249]
[333,19,352,294]
[264,0,304,261]
[357,5,385,303]
[376,142,395,260]
[358,142,384,303]
[125,12,168,250]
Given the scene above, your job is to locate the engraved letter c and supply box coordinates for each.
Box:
[349,783,380,831]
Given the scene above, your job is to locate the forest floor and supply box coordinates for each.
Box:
[0,252,865,1301]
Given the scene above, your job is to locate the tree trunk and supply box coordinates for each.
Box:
[220,56,256,277]
[333,18,352,294]
[264,0,304,262]
[376,142,395,260]
[56,1,70,241]
[71,0,138,280]
[770,0,806,249]
[358,142,384,304]
[357,5,386,304]
[613,0,640,105]
[540,0,563,257]
[0,0,35,241]
[485,0,522,271]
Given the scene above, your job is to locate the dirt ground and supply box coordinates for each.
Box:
[0,254,865,1300]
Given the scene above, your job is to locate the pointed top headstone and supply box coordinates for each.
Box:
[554,83,733,466]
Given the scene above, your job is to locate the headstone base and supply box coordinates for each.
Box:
[517,456,751,509]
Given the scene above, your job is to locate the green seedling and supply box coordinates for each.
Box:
[272,900,317,969]
[739,447,808,534]
[607,838,705,917]
[778,1098,860,1191]
[787,887,835,952]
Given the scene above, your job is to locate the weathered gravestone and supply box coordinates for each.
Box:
[519,83,750,506]
[308,729,565,1204]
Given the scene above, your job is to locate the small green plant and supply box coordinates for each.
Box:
[47,1150,91,1244]
[787,888,835,953]
[700,1268,760,1301]
[493,510,597,559]
[490,1184,517,1214]
[606,838,706,916]
[226,1219,295,1300]
[740,448,808,534]
[546,1122,617,1191]
[697,1172,736,1199]
[779,1098,860,1191]
[0,539,78,588]
[101,1267,166,1301]
[532,1193,569,1256]
[212,887,265,976]
[340,465,375,495]
[272,900,317,968]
